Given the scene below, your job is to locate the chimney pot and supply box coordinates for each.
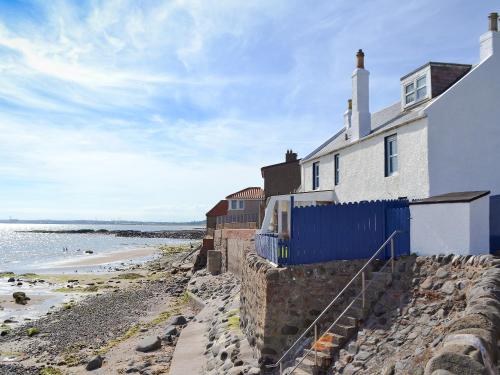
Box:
[285,150,297,162]
[356,49,365,69]
[489,12,499,32]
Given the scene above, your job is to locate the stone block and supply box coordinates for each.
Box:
[207,250,222,275]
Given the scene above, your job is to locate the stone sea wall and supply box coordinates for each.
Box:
[240,253,371,365]
[423,255,500,375]
[214,229,256,278]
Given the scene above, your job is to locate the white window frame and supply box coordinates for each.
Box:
[401,67,431,109]
[385,134,398,177]
[229,200,244,210]
[312,162,320,190]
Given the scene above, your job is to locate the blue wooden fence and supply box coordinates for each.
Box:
[255,199,410,266]
[255,233,290,265]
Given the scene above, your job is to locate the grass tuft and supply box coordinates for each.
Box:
[27,327,40,337]
[115,273,143,280]
[38,367,63,375]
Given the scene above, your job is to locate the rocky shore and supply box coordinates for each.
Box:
[0,246,207,374]
[17,229,205,240]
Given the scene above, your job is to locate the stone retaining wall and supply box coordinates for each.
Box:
[240,253,371,366]
[214,229,256,278]
[424,255,500,375]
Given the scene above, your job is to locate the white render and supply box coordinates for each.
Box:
[301,117,429,202]
[350,67,371,141]
[424,48,500,197]
[410,195,490,256]
[480,30,500,61]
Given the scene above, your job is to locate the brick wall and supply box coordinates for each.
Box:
[261,160,301,199]
[214,229,257,278]
[431,64,471,97]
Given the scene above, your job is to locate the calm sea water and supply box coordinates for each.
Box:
[0,223,199,273]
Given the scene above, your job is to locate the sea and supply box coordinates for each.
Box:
[0,223,199,274]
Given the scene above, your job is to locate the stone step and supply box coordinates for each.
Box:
[330,324,356,338]
[311,338,342,355]
[286,368,312,375]
[338,315,358,327]
[304,350,333,368]
[295,356,318,373]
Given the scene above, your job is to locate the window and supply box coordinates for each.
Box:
[334,154,340,186]
[230,200,244,210]
[404,75,427,106]
[385,134,398,176]
[312,162,320,190]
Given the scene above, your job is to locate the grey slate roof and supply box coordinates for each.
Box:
[410,191,490,205]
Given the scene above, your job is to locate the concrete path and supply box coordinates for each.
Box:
[169,298,220,375]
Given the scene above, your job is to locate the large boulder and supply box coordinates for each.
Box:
[136,336,161,352]
[446,314,494,333]
[13,292,30,305]
[86,355,103,371]
[424,352,486,375]
[168,315,187,326]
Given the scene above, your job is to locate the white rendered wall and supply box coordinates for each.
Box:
[425,52,500,197]
[410,196,490,256]
[410,203,470,256]
[301,118,430,202]
[469,196,490,253]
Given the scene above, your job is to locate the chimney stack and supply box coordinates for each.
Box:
[489,12,499,31]
[351,49,371,141]
[285,149,297,163]
[356,49,365,69]
[480,12,500,61]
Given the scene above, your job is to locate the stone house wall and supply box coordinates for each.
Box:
[240,253,371,365]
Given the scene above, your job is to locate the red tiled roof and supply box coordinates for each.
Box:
[206,200,228,217]
[226,187,264,200]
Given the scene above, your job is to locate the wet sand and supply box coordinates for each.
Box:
[49,246,159,267]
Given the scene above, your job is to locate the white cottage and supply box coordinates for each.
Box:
[300,14,500,202]
[260,13,500,255]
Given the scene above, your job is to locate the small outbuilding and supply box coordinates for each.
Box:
[410,191,490,256]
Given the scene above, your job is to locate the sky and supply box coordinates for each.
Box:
[0,1,496,221]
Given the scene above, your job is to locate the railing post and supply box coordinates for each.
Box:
[390,237,395,274]
[361,271,366,310]
[279,362,283,375]
[314,324,318,367]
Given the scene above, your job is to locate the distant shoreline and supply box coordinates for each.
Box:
[0,219,206,225]
[16,228,205,239]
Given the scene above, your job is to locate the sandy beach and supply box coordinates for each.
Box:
[0,244,202,374]
[49,245,160,268]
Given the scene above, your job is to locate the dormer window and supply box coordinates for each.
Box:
[404,76,427,106]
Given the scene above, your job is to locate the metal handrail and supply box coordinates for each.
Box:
[287,251,394,374]
[267,230,402,374]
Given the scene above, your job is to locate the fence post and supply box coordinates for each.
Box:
[391,237,395,274]
[362,271,366,309]
[314,324,318,367]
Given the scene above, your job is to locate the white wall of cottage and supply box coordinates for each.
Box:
[425,38,500,198]
[301,117,430,203]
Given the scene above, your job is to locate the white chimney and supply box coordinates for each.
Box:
[351,49,371,141]
[480,12,500,61]
[344,99,352,130]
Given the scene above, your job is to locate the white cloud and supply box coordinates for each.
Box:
[0,0,491,220]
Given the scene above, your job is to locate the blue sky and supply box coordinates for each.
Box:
[0,0,495,221]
